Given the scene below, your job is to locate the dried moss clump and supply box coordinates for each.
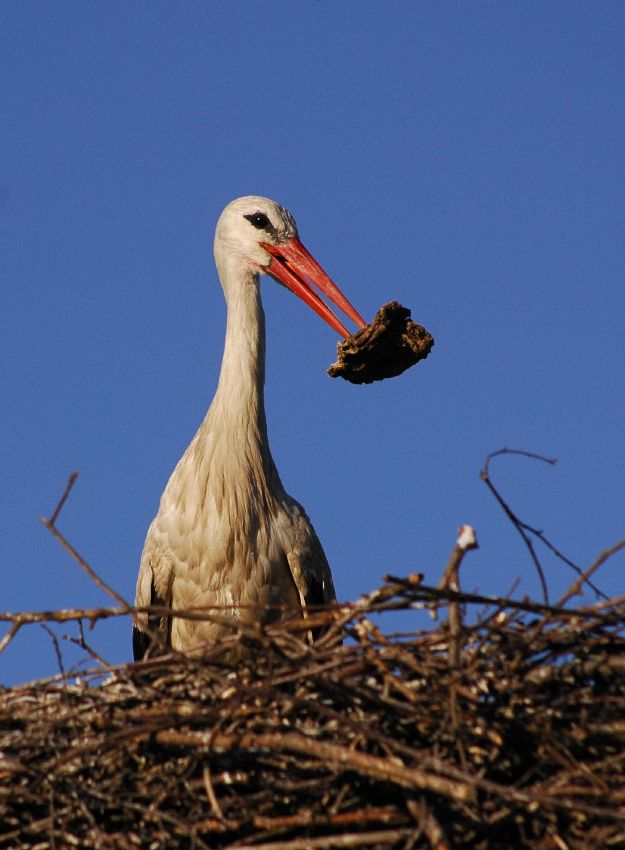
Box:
[328,301,434,384]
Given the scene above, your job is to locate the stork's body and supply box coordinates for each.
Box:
[133,197,365,659]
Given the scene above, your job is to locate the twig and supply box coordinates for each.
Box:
[437,526,478,739]
[481,449,608,602]
[382,580,598,622]
[407,797,451,850]
[40,624,65,676]
[481,449,554,603]
[557,536,625,608]
[437,525,478,667]
[0,621,21,654]
[231,829,416,850]
[41,474,132,609]
[203,765,225,821]
[439,526,479,593]
[47,471,79,527]
[63,620,110,668]
[40,515,131,608]
[0,605,128,627]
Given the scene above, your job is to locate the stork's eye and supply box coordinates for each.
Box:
[244,212,271,230]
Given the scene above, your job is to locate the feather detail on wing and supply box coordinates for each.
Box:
[285,511,337,641]
[133,534,173,661]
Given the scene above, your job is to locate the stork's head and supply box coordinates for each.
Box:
[214,196,365,337]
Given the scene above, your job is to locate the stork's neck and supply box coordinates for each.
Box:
[206,263,281,492]
[215,270,266,417]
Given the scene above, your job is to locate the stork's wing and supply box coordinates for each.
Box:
[286,509,337,619]
[133,533,173,661]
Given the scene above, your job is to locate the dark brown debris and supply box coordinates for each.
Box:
[328,301,434,384]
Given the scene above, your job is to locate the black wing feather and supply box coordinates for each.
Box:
[132,580,170,661]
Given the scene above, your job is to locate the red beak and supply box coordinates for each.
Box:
[261,237,366,338]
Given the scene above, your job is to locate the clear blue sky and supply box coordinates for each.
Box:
[3,1,624,685]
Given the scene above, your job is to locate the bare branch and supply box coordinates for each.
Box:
[0,622,21,655]
[47,471,79,526]
[40,624,65,676]
[40,474,132,609]
[557,535,625,608]
[481,449,554,603]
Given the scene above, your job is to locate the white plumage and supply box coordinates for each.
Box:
[133,196,365,659]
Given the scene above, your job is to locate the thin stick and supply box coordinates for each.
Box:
[203,765,225,821]
[481,448,608,602]
[47,471,79,527]
[231,829,415,850]
[439,526,479,590]
[63,620,110,668]
[438,526,478,739]
[40,516,131,608]
[407,797,452,850]
[0,622,21,654]
[481,449,553,603]
[40,624,66,676]
[557,536,625,608]
[41,474,132,608]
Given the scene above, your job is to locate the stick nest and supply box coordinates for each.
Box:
[2,577,625,850]
[328,301,434,384]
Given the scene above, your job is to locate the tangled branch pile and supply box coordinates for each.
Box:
[2,573,625,850]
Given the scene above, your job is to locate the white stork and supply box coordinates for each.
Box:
[133,196,366,659]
